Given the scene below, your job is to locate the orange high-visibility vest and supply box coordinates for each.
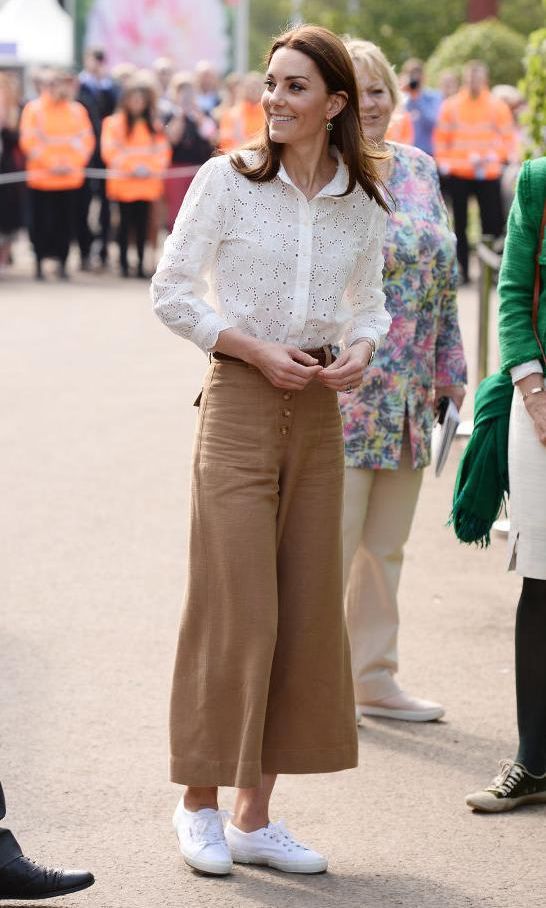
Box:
[101,113,171,202]
[218,101,265,152]
[19,94,94,191]
[385,110,414,146]
[433,88,514,180]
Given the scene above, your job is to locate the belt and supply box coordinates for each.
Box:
[212,344,334,368]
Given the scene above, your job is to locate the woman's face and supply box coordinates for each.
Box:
[126,90,147,117]
[262,47,346,147]
[176,84,195,111]
[354,62,394,144]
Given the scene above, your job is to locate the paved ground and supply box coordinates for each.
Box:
[0,247,541,908]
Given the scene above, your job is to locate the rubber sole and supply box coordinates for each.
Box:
[182,854,233,876]
[360,705,445,722]
[230,851,327,874]
[466,791,546,813]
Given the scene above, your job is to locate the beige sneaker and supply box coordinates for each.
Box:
[358,690,445,722]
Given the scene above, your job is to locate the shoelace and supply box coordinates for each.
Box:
[265,820,309,852]
[489,760,525,796]
[191,812,226,846]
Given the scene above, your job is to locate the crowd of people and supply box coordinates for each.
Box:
[0,43,526,284]
[1,22,545,900]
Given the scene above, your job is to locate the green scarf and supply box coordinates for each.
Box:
[450,372,513,547]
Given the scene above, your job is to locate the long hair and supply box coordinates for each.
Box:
[231,24,390,211]
[119,84,158,137]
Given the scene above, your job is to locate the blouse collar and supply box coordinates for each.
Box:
[277,146,349,198]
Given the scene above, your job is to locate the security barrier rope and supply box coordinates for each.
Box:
[0,164,200,185]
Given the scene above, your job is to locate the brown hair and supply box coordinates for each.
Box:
[120,79,158,136]
[230,24,390,211]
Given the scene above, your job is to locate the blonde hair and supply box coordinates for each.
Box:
[169,71,194,101]
[344,39,401,108]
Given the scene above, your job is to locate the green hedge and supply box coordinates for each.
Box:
[426,19,527,88]
[520,28,546,157]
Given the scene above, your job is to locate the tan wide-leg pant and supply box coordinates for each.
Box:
[170,360,358,788]
[343,433,423,703]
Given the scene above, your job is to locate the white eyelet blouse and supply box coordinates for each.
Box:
[151,148,391,354]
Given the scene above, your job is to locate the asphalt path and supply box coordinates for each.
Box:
[1,251,540,908]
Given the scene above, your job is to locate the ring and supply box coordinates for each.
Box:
[345,385,353,393]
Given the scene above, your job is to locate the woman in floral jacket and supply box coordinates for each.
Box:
[342,40,467,723]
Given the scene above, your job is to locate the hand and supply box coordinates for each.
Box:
[317,341,372,393]
[524,392,546,447]
[249,342,323,391]
[434,384,466,411]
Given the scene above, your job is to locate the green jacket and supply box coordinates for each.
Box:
[498,157,546,373]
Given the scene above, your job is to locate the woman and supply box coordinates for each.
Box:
[466,158,546,812]
[341,40,467,723]
[101,79,170,277]
[163,73,216,232]
[152,25,391,877]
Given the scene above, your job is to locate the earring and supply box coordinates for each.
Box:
[326,119,333,132]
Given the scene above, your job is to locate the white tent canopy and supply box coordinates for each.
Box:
[0,0,73,66]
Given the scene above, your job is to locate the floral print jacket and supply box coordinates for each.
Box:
[340,143,467,471]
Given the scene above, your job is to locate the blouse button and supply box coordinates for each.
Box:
[282,392,292,400]
[280,426,289,436]
[282,409,291,418]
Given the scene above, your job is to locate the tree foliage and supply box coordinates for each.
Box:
[520,27,546,156]
[426,19,527,86]
[249,0,467,70]
[248,0,544,72]
[499,0,545,38]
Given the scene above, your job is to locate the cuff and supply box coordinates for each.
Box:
[510,359,544,385]
[191,312,233,354]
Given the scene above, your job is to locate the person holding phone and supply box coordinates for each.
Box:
[164,73,217,231]
[400,58,442,157]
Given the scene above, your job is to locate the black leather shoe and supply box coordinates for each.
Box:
[0,855,94,900]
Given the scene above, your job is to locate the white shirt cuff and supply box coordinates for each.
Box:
[510,359,544,385]
[192,312,232,354]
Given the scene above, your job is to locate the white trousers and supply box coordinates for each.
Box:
[343,434,423,703]
[508,390,546,580]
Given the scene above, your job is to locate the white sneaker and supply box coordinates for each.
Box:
[172,801,233,876]
[225,820,328,874]
[359,690,445,722]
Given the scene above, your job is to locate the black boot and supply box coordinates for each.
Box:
[0,854,94,899]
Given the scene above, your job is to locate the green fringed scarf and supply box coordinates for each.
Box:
[450,372,514,547]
